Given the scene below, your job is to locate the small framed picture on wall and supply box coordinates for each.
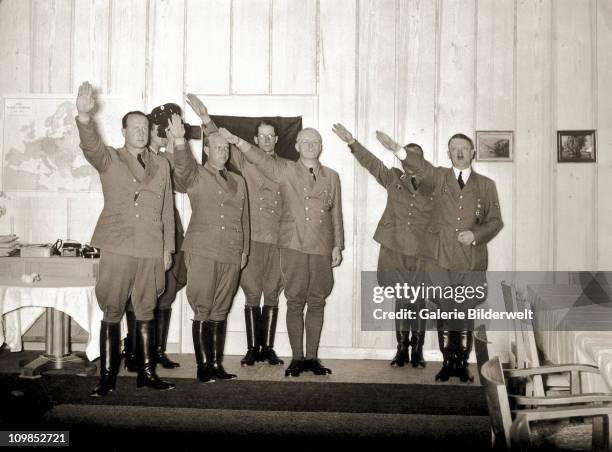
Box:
[557,130,596,163]
[475,131,513,162]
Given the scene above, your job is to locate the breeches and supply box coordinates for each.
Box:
[96,250,165,323]
[240,241,282,307]
[185,253,241,322]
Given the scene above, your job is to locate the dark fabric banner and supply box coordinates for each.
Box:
[202,115,302,166]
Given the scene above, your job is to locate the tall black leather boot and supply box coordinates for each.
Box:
[192,320,212,383]
[240,306,260,366]
[410,331,426,368]
[155,309,180,369]
[135,320,176,390]
[206,320,237,380]
[435,329,453,382]
[123,309,138,372]
[456,330,474,383]
[390,331,410,367]
[260,306,284,365]
[91,321,120,397]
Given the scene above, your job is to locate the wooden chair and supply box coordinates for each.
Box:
[501,281,601,396]
[481,356,612,450]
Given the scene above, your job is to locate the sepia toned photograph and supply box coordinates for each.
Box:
[475,131,513,161]
[557,130,597,162]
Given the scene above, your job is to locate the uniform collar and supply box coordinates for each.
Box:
[453,166,471,183]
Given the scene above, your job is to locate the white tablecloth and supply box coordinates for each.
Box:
[527,284,612,393]
[0,276,121,361]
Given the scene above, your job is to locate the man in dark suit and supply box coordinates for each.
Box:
[332,124,436,368]
[75,81,176,396]
[377,131,503,383]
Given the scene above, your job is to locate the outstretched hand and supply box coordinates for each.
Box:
[76,81,95,119]
[332,123,355,144]
[376,130,402,153]
[185,93,210,122]
[219,127,240,145]
[166,113,185,141]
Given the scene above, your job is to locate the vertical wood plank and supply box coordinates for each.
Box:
[597,0,612,270]
[356,0,396,349]
[184,0,231,94]
[474,0,515,271]
[436,0,476,165]
[318,0,356,349]
[271,0,317,94]
[231,0,270,94]
[146,0,185,109]
[109,0,147,108]
[72,0,110,93]
[554,0,595,270]
[514,0,553,271]
[67,196,103,243]
[31,0,73,93]
[15,197,68,244]
[396,0,437,169]
[0,0,31,94]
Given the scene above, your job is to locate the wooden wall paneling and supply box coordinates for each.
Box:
[66,196,103,244]
[317,0,357,351]
[473,0,515,272]
[356,0,396,350]
[184,0,231,95]
[396,0,437,158]
[109,0,147,108]
[271,0,317,95]
[0,0,31,94]
[514,0,553,271]
[231,0,270,94]
[31,0,72,94]
[72,0,110,93]
[597,0,612,270]
[554,0,595,271]
[436,0,476,166]
[0,0,32,197]
[146,0,185,110]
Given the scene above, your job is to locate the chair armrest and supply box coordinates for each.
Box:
[510,393,612,407]
[505,363,600,377]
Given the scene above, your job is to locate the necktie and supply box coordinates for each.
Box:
[309,167,317,182]
[219,169,227,181]
[458,171,464,190]
[410,176,418,191]
[137,153,146,169]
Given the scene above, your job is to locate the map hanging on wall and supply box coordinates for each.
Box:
[1,96,127,193]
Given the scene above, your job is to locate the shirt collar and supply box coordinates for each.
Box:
[299,158,322,176]
[453,166,471,183]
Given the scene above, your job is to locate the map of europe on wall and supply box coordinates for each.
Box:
[2,96,126,193]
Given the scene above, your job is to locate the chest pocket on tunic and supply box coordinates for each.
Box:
[313,188,333,224]
[135,180,165,222]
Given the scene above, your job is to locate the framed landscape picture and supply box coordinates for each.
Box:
[557,130,596,163]
[476,131,513,162]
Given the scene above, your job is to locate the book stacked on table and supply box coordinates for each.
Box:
[0,234,19,256]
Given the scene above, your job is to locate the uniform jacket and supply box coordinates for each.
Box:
[76,118,174,259]
[202,121,282,245]
[350,141,436,259]
[401,151,503,271]
[171,141,250,265]
[242,144,343,256]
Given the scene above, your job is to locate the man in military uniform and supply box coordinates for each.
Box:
[166,113,249,382]
[75,81,176,396]
[332,124,435,368]
[220,126,343,377]
[185,94,284,367]
[377,131,503,383]
[123,103,188,372]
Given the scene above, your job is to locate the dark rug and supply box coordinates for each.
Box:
[0,373,486,416]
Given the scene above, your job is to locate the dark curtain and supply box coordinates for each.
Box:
[201,115,302,166]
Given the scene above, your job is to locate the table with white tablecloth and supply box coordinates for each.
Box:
[0,276,123,364]
[527,284,612,393]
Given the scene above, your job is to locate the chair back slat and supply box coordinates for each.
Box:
[481,356,514,449]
